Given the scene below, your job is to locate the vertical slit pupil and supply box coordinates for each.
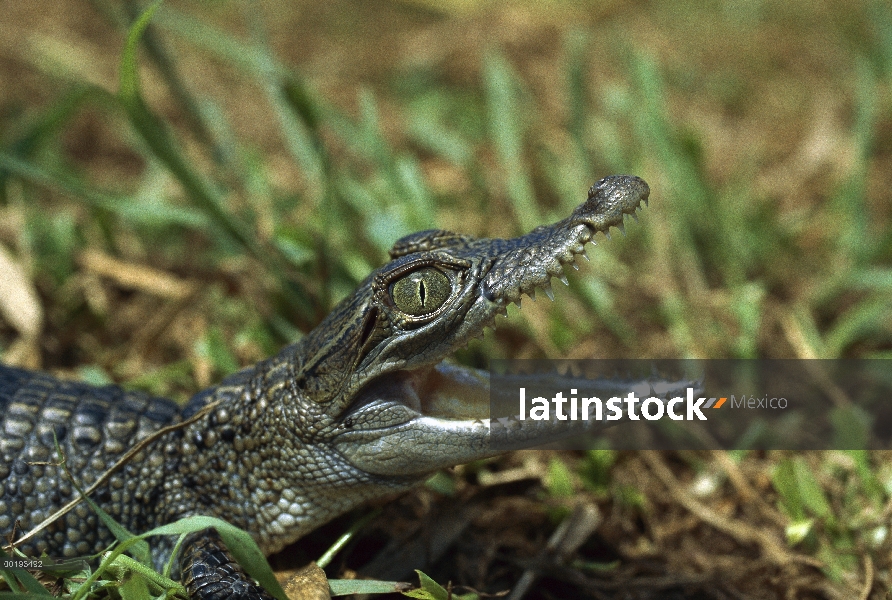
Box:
[419,280,426,306]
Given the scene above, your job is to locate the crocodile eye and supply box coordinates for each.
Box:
[390,268,451,316]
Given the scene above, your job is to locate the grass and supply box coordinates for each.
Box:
[1,0,892,597]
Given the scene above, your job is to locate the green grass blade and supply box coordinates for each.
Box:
[2,86,92,159]
[118,0,264,261]
[117,570,152,600]
[0,151,212,230]
[866,0,892,76]
[407,111,474,166]
[329,579,410,596]
[119,0,164,101]
[564,28,591,157]
[316,509,380,569]
[120,0,222,161]
[82,495,151,566]
[483,49,538,231]
[0,152,124,212]
[70,537,156,600]
[106,554,185,599]
[823,296,891,356]
[773,457,832,523]
[250,19,328,207]
[270,79,329,204]
[153,7,290,80]
[0,573,21,595]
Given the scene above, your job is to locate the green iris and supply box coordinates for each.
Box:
[391,268,451,316]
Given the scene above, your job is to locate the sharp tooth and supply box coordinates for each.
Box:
[559,274,569,286]
[581,249,590,261]
[515,298,522,308]
[572,262,579,270]
[631,212,639,222]
[617,223,626,236]
[604,230,611,240]
[644,197,649,206]
[528,288,537,301]
[544,283,555,301]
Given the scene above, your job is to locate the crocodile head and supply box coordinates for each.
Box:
[286,175,650,476]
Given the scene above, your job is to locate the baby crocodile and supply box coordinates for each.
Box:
[1,175,649,599]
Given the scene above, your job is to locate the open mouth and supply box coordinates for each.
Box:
[343,362,491,427]
[331,175,651,475]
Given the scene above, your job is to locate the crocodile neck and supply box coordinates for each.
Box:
[165,347,424,555]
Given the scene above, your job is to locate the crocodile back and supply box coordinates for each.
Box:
[0,364,182,558]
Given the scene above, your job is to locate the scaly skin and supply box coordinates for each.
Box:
[1,175,649,598]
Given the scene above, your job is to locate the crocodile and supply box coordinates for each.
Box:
[1,175,650,599]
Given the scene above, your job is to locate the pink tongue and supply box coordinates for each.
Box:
[353,364,490,420]
[415,364,490,420]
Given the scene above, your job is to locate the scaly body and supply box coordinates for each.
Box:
[2,175,650,599]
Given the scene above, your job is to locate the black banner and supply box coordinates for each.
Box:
[488,360,892,450]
